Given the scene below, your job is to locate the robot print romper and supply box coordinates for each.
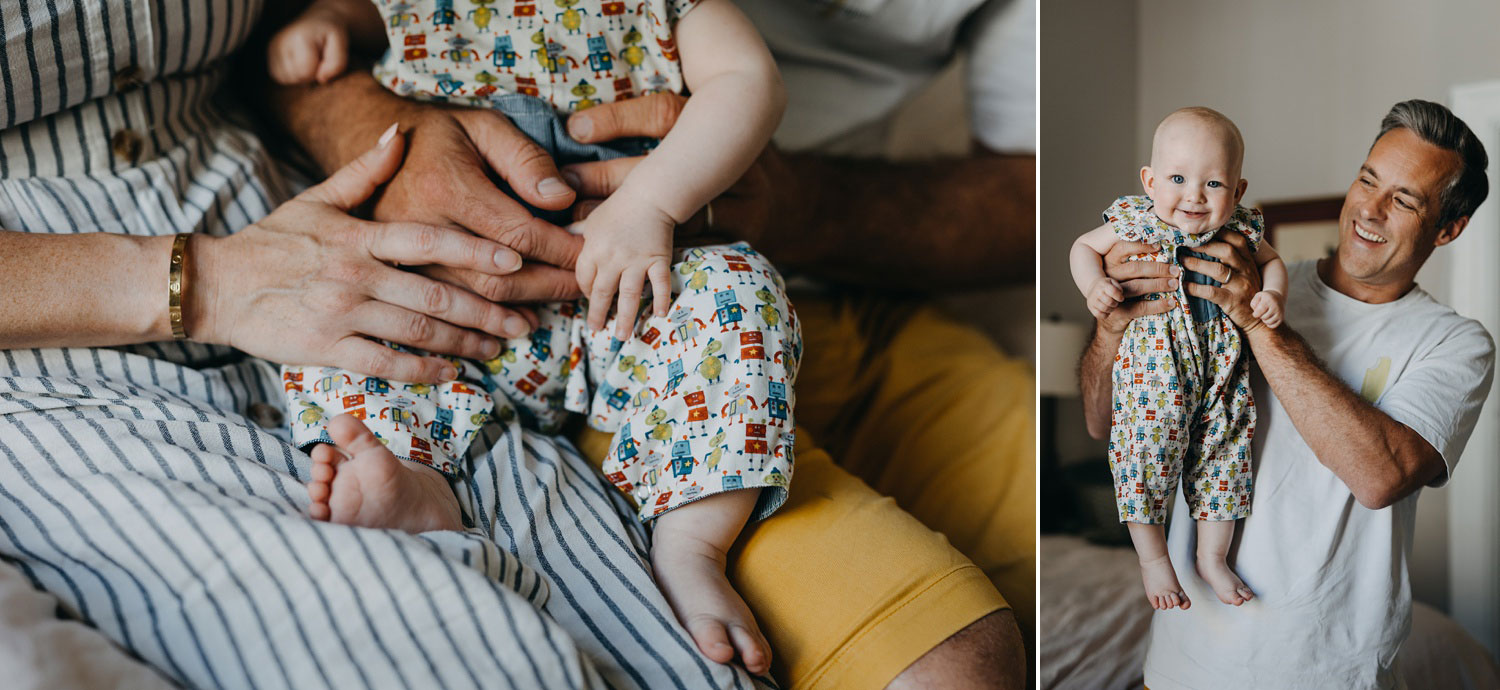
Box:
[1105,195,1258,525]
[281,0,801,522]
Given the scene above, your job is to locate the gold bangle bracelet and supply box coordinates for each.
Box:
[168,233,190,340]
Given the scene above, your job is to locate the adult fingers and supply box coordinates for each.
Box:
[565,92,686,144]
[1179,256,1234,284]
[419,263,583,304]
[1119,276,1176,298]
[464,110,575,211]
[1183,282,1228,306]
[1104,240,1163,264]
[1189,237,1255,272]
[561,156,642,198]
[1104,259,1178,282]
[361,221,522,274]
[353,301,499,362]
[329,336,456,383]
[368,267,527,340]
[1118,296,1176,320]
[301,123,404,210]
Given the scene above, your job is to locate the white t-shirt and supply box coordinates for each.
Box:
[734,0,1036,155]
[1144,260,1495,690]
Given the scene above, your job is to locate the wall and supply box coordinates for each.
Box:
[1040,0,1138,466]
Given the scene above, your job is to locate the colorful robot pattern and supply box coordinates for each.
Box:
[1103,195,1261,524]
[371,0,701,113]
[284,243,801,522]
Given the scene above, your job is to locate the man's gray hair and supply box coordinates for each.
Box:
[1375,99,1489,229]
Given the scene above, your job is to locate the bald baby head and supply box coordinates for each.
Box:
[1140,107,1249,235]
[1151,107,1246,177]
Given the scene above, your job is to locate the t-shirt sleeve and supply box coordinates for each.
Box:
[963,0,1036,154]
[1376,318,1495,486]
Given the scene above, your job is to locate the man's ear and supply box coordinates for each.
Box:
[1234,178,1249,204]
[1434,216,1470,248]
[1140,166,1154,195]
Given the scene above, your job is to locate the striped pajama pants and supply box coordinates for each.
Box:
[0,346,768,690]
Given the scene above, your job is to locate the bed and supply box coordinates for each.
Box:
[1040,535,1500,690]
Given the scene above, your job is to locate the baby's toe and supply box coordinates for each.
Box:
[687,618,735,665]
[729,625,770,674]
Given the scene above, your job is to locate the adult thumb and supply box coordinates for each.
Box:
[301,123,405,210]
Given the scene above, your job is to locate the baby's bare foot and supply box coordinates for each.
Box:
[1196,553,1254,606]
[1140,553,1190,610]
[651,534,771,675]
[306,414,462,533]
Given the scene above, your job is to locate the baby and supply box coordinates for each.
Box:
[268,0,797,672]
[1070,107,1287,611]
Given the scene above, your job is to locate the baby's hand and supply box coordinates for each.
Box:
[575,195,675,341]
[1087,277,1125,320]
[268,13,350,85]
[1250,289,1286,329]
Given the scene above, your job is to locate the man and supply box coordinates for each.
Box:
[1080,99,1494,689]
[263,0,1035,688]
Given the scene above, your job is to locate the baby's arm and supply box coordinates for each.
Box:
[268,0,386,85]
[1070,224,1127,320]
[577,0,784,339]
[1249,241,1288,328]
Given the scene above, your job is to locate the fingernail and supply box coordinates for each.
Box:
[377,123,399,149]
[494,249,520,271]
[1170,279,1179,288]
[504,315,529,337]
[561,169,582,189]
[565,222,585,235]
[483,339,502,359]
[441,364,458,381]
[537,177,571,198]
[1170,266,1182,275]
[568,115,592,140]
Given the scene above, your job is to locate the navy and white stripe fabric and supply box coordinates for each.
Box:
[0,2,764,688]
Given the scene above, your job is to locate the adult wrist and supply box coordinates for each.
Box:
[180,234,225,346]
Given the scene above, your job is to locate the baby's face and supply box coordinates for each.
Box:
[1142,121,1245,235]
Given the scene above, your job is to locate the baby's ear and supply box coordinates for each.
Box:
[1140,166,1154,194]
[1235,178,1248,203]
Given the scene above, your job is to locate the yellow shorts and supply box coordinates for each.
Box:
[573,293,1034,688]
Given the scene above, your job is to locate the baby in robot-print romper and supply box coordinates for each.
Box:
[1070,107,1289,611]
[268,0,796,672]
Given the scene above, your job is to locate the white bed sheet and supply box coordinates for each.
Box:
[1040,535,1500,690]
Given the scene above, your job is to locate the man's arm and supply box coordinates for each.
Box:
[1184,235,1447,509]
[559,93,1032,291]
[1243,324,1446,509]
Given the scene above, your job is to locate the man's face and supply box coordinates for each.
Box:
[1335,127,1463,288]
[1142,123,1247,236]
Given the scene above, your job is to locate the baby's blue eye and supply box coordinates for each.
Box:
[1170,175,1185,184]
[1207,181,1222,188]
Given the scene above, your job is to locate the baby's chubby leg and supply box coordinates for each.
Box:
[1127,522,1190,610]
[651,489,771,675]
[1195,519,1254,606]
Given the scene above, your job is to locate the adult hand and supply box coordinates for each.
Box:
[1096,240,1180,335]
[1179,231,1265,334]
[197,126,527,383]
[560,92,798,250]
[372,104,587,306]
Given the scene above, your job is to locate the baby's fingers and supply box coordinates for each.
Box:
[614,266,646,341]
[649,261,671,319]
[588,267,618,332]
[315,31,349,84]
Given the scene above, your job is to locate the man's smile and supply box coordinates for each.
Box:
[1353,220,1388,244]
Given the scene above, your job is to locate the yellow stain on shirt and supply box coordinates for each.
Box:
[1361,356,1392,403]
